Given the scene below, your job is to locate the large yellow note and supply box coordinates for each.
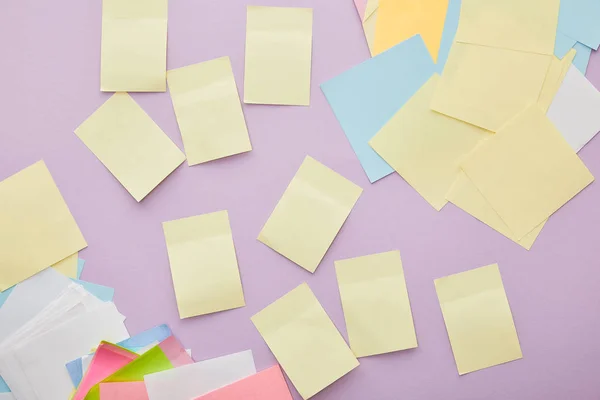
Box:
[0,161,87,290]
[251,283,359,399]
[163,211,245,319]
[435,264,522,375]
[244,6,313,106]
[101,0,168,92]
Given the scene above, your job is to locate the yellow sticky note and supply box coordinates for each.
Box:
[431,43,552,131]
[370,74,491,211]
[258,156,362,273]
[244,6,313,106]
[167,57,252,165]
[52,252,79,279]
[461,105,594,240]
[447,172,545,250]
[75,93,185,202]
[335,251,417,358]
[100,0,168,92]
[374,0,448,61]
[537,49,577,113]
[455,0,559,54]
[251,283,359,399]
[0,161,87,291]
[162,211,245,319]
[435,264,522,375]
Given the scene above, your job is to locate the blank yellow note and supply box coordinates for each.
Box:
[446,172,545,250]
[370,74,491,211]
[244,6,313,106]
[167,57,252,166]
[335,251,417,358]
[435,264,522,375]
[461,105,594,240]
[431,43,552,131]
[455,0,559,54]
[0,161,87,291]
[251,283,359,399]
[52,253,79,279]
[101,0,168,92]
[75,93,185,202]
[162,211,245,319]
[374,0,448,61]
[258,156,362,273]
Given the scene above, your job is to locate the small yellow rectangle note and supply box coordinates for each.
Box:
[435,264,522,375]
[251,283,359,399]
[335,251,417,358]
[244,6,313,106]
[167,56,252,165]
[258,156,362,273]
[75,93,185,202]
[162,210,245,319]
[0,161,87,291]
[101,0,168,92]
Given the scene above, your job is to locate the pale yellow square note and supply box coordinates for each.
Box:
[75,93,185,202]
[251,283,359,399]
[435,264,522,374]
[461,105,594,240]
[244,6,313,106]
[0,161,87,291]
[162,211,245,319]
[258,156,362,273]
[101,0,168,92]
[370,74,491,211]
[335,251,417,358]
[167,56,252,165]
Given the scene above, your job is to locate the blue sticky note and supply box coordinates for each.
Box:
[555,31,593,75]
[0,376,9,393]
[0,287,13,309]
[321,35,436,182]
[557,0,600,50]
[71,279,114,302]
[76,258,85,280]
[436,0,461,74]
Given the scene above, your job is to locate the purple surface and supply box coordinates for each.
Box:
[2,1,600,399]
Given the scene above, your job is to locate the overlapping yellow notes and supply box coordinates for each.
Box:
[251,283,359,399]
[52,253,79,279]
[537,49,577,113]
[75,93,185,202]
[244,6,313,106]
[374,0,448,61]
[361,0,379,55]
[101,0,168,92]
[258,156,362,273]
[335,251,417,358]
[455,0,559,54]
[461,105,594,240]
[167,57,252,165]
[431,43,552,131]
[369,74,491,211]
[162,211,245,319]
[435,264,522,375]
[0,161,87,291]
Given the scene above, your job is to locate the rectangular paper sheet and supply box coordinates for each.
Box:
[258,156,362,273]
[431,43,552,131]
[461,105,594,239]
[0,161,87,290]
[244,6,313,105]
[167,57,251,165]
[101,0,168,92]
[335,251,417,357]
[321,35,435,182]
[144,350,256,400]
[251,283,359,399]
[434,264,522,374]
[370,74,491,211]
[75,93,185,202]
[163,211,245,318]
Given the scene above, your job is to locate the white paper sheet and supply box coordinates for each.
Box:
[0,393,15,400]
[144,350,256,400]
[548,64,600,152]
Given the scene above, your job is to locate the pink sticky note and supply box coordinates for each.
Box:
[73,342,138,400]
[158,335,194,366]
[100,382,149,400]
[193,365,293,400]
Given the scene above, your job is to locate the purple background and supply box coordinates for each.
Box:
[2,0,600,399]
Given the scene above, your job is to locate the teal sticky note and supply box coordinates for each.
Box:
[0,288,13,308]
[76,258,85,279]
[321,35,435,182]
[436,0,461,74]
[558,0,600,50]
[555,31,593,74]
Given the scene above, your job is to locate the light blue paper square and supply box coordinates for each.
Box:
[557,0,600,50]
